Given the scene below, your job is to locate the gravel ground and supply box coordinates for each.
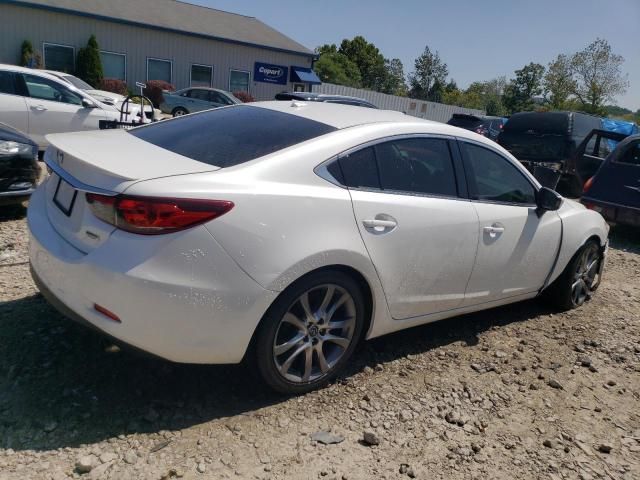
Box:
[0,205,639,480]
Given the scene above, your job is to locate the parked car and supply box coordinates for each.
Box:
[0,64,123,149]
[581,134,640,228]
[46,70,156,122]
[275,92,378,108]
[160,87,241,117]
[447,114,507,141]
[0,121,39,205]
[28,102,608,394]
[44,70,124,106]
[497,111,601,193]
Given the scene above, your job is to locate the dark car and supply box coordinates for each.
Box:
[581,134,640,228]
[0,122,40,206]
[275,92,378,109]
[446,114,507,140]
[498,110,600,166]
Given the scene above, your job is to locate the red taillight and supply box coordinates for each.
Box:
[86,193,233,235]
[583,177,594,194]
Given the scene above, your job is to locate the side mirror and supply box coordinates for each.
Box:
[536,187,563,211]
[82,98,97,109]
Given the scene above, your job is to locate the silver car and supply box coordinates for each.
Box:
[160,87,241,117]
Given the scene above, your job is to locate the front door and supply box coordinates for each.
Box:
[0,70,28,135]
[20,73,106,147]
[342,137,479,319]
[458,141,562,306]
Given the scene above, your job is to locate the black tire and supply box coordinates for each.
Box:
[254,270,366,395]
[543,239,603,311]
[172,107,188,117]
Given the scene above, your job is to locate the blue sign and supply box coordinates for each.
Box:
[254,62,288,85]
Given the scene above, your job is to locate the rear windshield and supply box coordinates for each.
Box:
[129,105,337,167]
[504,113,570,135]
[447,116,483,129]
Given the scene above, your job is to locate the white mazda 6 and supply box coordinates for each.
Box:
[28,102,609,393]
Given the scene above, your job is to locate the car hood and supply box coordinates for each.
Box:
[45,128,220,192]
[86,89,126,104]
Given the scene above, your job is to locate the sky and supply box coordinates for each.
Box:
[189,0,640,111]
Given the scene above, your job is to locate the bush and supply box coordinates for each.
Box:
[76,35,103,86]
[143,80,175,107]
[233,91,255,103]
[99,78,128,96]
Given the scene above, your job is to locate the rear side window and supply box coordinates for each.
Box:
[460,142,536,205]
[375,138,458,197]
[338,147,380,189]
[129,105,337,167]
[0,71,16,95]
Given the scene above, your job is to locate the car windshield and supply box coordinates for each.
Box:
[61,74,93,90]
[128,105,337,167]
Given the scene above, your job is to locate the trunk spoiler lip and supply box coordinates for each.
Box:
[43,149,117,197]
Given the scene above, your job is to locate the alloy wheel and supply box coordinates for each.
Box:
[273,284,356,383]
[571,244,601,306]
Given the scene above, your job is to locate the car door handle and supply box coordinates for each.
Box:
[31,105,47,111]
[363,219,397,229]
[483,224,505,237]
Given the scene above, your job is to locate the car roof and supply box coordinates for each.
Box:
[0,63,74,83]
[178,86,230,94]
[276,92,375,104]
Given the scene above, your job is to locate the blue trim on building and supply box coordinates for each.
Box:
[3,0,316,59]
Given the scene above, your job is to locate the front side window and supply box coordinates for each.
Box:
[100,51,126,81]
[191,64,212,87]
[229,70,250,93]
[338,147,380,189]
[147,58,172,83]
[43,43,74,73]
[375,138,458,197]
[210,91,233,105]
[0,71,16,95]
[460,142,536,205]
[22,74,82,106]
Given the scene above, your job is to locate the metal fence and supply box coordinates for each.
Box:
[313,83,485,123]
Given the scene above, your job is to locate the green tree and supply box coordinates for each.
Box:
[338,36,387,91]
[314,44,362,87]
[543,54,575,110]
[381,58,407,96]
[571,38,629,115]
[76,34,103,86]
[19,40,42,68]
[408,45,448,101]
[502,62,545,113]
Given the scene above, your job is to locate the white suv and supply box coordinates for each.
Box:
[0,64,122,149]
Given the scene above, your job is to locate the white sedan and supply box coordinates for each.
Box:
[27,102,609,394]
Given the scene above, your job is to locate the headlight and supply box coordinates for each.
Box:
[0,140,33,156]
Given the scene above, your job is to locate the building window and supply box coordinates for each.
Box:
[100,51,126,81]
[191,64,213,87]
[43,43,75,73]
[147,58,172,83]
[229,69,250,93]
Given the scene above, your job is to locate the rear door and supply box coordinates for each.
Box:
[589,138,640,213]
[20,73,107,147]
[458,140,562,305]
[341,136,479,319]
[0,70,28,135]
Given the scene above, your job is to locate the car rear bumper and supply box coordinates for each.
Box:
[27,185,277,364]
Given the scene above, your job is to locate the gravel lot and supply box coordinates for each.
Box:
[0,205,639,480]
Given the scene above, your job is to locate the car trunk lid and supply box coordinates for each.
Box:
[43,129,220,253]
